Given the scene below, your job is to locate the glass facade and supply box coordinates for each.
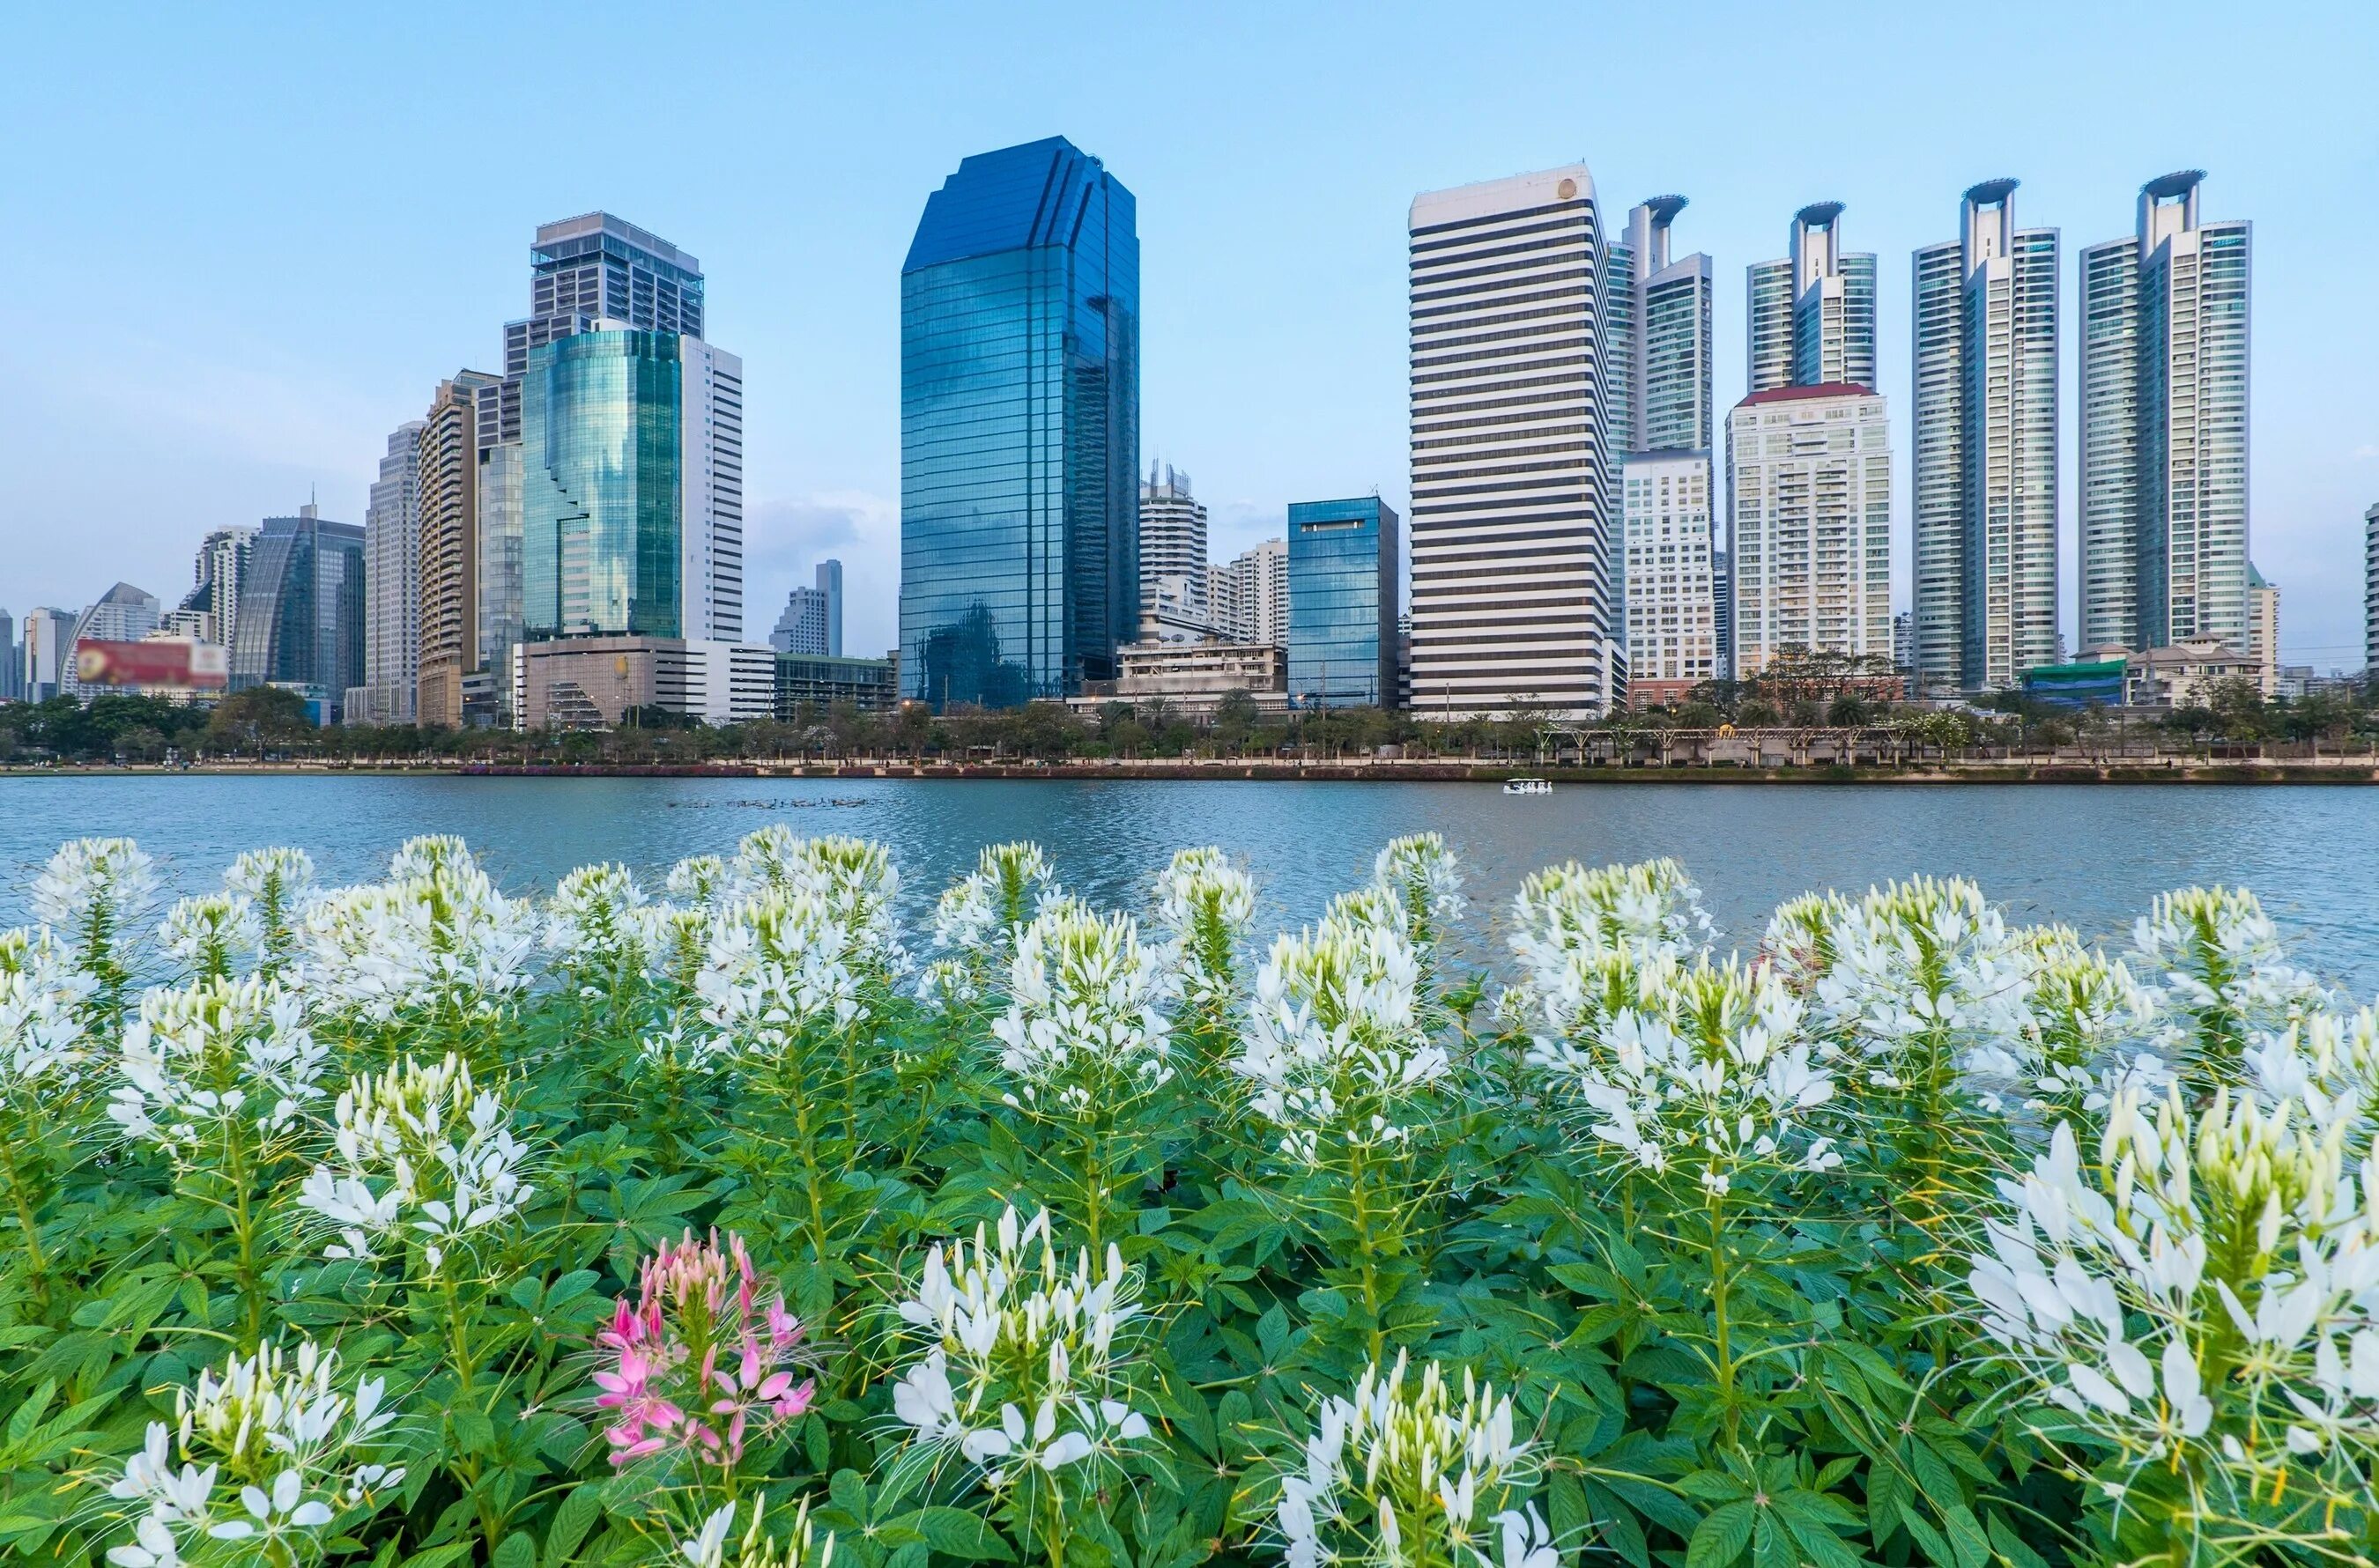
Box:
[900,137,1139,708]
[1286,497,1398,708]
[521,329,684,641]
[229,510,366,717]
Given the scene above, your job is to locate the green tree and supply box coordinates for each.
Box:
[204,685,315,758]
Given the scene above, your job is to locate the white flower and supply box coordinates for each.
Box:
[299,856,538,1023]
[1154,847,1257,1012]
[105,976,325,1153]
[1373,833,1465,944]
[297,1053,533,1272]
[723,830,910,986]
[890,1205,1152,1490]
[0,926,94,1106]
[159,895,262,978]
[674,1496,836,1568]
[991,905,1177,1115]
[33,837,162,950]
[543,862,654,977]
[697,889,868,1066]
[2131,886,2332,1084]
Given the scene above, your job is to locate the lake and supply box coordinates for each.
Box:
[4,774,2375,991]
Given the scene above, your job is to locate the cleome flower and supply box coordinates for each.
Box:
[102,1337,404,1568]
[296,1052,533,1276]
[0,926,95,1108]
[105,976,326,1154]
[1525,959,1838,1194]
[991,904,1177,1116]
[2131,886,2331,1087]
[544,862,656,986]
[1153,847,1257,1017]
[917,843,1058,1010]
[299,856,539,1024]
[724,830,910,989]
[592,1228,815,1474]
[697,888,868,1068]
[2246,1001,2379,1138]
[1372,833,1466,950]
[1966,1086,2379,1547]
[1268,1351,1540,1568]
[34,837,161,1016]
[673,1495,837,1568]
[1230,910,1444,1165]
[1501,858,1711,1032]
[1759,890,1852,995]
[666,854,735,911]
[224,847,317,976]
[1962,929,2167,1120]
[159,893,263,980]
[890,1205,1152,1490]
[1805,876,2035,1095]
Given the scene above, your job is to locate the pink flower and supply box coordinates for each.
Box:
[587,1228,816,1472]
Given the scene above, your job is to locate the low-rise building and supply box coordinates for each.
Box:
[2123,638,2259,708]
[518,636,773,730]
[774,653,898,717]
[2021,657,2128,711]
[1067,640,1287,720]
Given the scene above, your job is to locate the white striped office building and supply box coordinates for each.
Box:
[1407,164,1621,719]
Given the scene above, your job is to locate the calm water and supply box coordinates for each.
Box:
[4,775,2376,989]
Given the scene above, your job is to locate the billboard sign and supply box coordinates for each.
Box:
[75,639,229,690]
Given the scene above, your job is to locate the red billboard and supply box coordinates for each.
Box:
[75,640,229,690]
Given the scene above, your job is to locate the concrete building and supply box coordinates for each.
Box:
[773,653,897,716]
[1619,452,1719,706]
[2367,503,2379,677]
[1213,538,1286,646]
[2247,563,2279,695]
[1287,497,1399,709]
[2124,636,2260,707]
[1069,640,1288,719]
[357,420,426,724]
[230,505,367,721]
[415,375,498,726]
[771,561,844,658]
[1912,180,2060,692]
[1748,203,1877,396]
[2080,172,2252,655]
[1607,196,1715,456]
[1138,464,1211,636]
[20,608,77,702]
[518,635,772,729]
[1408,164,1620,718]
[178,527,256,649]
[1726,384,1893,677]
[0,608,16,702]
[505,212,704,380]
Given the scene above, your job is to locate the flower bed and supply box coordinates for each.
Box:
[2,829,2374,1567]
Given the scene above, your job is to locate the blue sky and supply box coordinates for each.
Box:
[4,1,2375,668]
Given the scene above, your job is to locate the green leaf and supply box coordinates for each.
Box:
[493,1534,537,1568]
[1984,1512,2053,1568]
[915,1506,1014,1562]
[545,1483,604,1563]
[1687,1500,1755,1568]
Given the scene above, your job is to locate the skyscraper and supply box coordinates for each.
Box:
[2079,172,2252,654]
[1286,497,1399,708]
[1912,180,2060,691]
[1408,164,1620,719]
[358,420,426,724]
[519,328,744,645]
[2246,563,2279,694]
[417,375,498,725]
[505,213,705,379]
[1727,384,1892,676]
[178,527,256,648]
[0,608,16,702]
[1138,463,1211,635]
[1619,454,1719,706]
[1213,539,1287,647]
[1606,196,1715,455]
[774,561,845,658]
[900,137,1139,708]
[2365,503,2379,677]
[21,608,76,702]
[813,558,842,657]
[230,504,367,719]
[1747,203,1877,395]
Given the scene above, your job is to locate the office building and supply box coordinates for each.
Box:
[1619,453,1719,706]
[177,527,256,649]
[1287,496,1399,708]
[2368,504,2379,676]
[518,635,771,729]
[1213,539,1287,646]
[415,375,500,725]
[771,560,844,657]
[1067,640,1289,719]
[2079,172,2252,654]
[2247,563,2279,694]
[505,213,704,379]
[74,582,161,648]
[1726,384,1892,676]
[1408,164,1620,718]
[0,608,16,702]
[900,137,1139,708]
[355,420,426,725]
[1747,203,1877,395]
[520,326,744,645]
[21,609,76,702]
[476,383,526,716]
[229,504,366,721]
[1606,196,1715,456]
[1911,180,2060,692]
[773,652,898,717]
[1139,463,1212,635]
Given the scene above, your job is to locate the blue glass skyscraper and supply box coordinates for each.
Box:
[900,137,1139,708]
[1287,497,1399,708]
[521,329,685,641]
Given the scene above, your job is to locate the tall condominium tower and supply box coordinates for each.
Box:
[1213,539,1287,646]
[1408,164,1619,719]
[1726,384,1893,676]
[415,375,498,725]
[1138,463,1211,632]
[1619,453,1719,706]
[2079,172,2252,653]
[771,561,845,657]
[231,505,366,719]
[357,420,426,724]
[1606,196,1715,455]
[2365,503,2379,677]
[1911,180,2060,692]
[1747,203,1877,395]
[900,137,1139,707]
[520,329,744,645]
[179,526,256,648]
[505,213,705,380]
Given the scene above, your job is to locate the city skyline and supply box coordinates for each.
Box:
[4,2,2375,672]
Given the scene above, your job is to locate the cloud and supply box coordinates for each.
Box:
[2354,443,2379,462]
[744,490,900,655]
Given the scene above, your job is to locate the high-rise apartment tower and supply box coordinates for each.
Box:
[1747,203,1877,395]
